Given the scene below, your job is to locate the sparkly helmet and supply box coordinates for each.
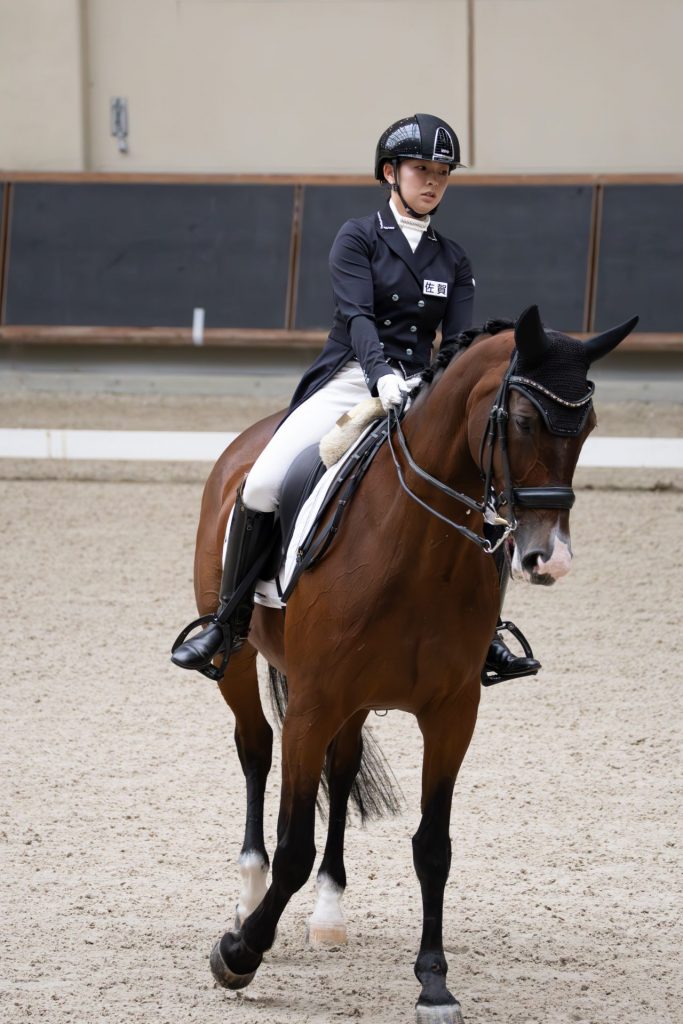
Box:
[374,113,462,182]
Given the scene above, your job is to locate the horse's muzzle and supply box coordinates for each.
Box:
[512,534,573,585]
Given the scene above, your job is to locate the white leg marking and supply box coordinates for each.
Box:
[307,873,348,947]
[236,851,269,925]
[416,1003,465,1024]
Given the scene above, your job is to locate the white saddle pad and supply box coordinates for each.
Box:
[249,422,379,610]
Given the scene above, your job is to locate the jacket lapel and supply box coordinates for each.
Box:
[413,225,442,275]
[375,203,416,273]
[375,203,443,283]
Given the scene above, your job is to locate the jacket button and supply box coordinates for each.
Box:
[384,319,391,326]
[418,300,425,307]
[379,342,385,348]
[406,348,413,356]
[410,325,417,333]
[392,293,399,301]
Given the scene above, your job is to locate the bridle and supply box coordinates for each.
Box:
[386,354,593,554]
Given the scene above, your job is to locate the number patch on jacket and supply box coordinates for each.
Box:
[423,280,448,298]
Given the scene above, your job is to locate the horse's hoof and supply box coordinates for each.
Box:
[307,873,347,946]
[210,939,257,991]
[416,1001,465,1024]
[306,920,348,947]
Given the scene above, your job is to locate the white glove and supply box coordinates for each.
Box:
[377,373,406,413]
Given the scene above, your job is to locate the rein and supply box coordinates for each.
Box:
[387,410,506,553]
[387,354,583,555]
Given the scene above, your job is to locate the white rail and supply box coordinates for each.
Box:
[0,429,681,468]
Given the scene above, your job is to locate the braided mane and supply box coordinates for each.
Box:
[416,317,514,392]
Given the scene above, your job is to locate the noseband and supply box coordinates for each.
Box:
[387,354,592,554]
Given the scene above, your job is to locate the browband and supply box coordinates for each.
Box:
[509,377,595,437]
[510,376,595,408]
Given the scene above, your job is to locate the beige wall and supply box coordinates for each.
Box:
[0,0,682,174]
[473,0,683,172]
[84,0,469,173]
[0,0,85,170]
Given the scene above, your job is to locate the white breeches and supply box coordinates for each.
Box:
[243,361,374,513]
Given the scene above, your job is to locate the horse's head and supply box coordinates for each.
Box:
[473,305,638,586]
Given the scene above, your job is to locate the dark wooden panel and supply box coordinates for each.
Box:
[436,185,593,330]
[0,182,7,322]
[295,184,593,332]
[5,183,294,328]
[595,185,683,331]
[294,185,384,329]
[5,171,683,185]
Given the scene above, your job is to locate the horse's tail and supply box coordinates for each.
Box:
[267,664,403,823]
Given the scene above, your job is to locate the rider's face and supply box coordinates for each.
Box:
[383,158,451,217]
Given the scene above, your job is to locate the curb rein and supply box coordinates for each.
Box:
[387,354,584,555]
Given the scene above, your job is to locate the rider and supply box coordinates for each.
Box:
[172,113,540,683]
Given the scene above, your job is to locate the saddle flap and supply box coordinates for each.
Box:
[278,444,327,557]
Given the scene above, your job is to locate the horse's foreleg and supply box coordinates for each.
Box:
[210,698,335,989]
[413,693,479,1024]
[216,646,273,927]
[308,709,368,946]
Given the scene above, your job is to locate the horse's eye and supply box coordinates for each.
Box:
[513,416,533,434]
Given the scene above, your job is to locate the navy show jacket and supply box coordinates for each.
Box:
[289,200,475,411]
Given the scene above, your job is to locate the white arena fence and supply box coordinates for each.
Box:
[0,429,682,468]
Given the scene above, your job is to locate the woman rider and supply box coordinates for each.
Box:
[172,113,539,682]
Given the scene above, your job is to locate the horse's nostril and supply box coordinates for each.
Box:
[521,550,544,575]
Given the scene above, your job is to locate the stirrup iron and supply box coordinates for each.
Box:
[171,613,233,682]
[481,620,540,687]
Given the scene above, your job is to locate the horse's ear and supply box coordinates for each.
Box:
[514,305,548,365]
[584,315,639,363]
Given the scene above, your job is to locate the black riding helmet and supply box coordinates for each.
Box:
[374,113,462,216]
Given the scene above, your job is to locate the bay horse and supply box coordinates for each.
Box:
[188,305,637,1023]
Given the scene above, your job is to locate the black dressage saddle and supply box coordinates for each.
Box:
[261,420,392,599]
[278,444,327,562]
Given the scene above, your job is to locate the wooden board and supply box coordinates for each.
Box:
[294,184,594,333]
[294,184,382,330]
[595,185,683,331]
[436,185,594,331]
[4,183,294,328]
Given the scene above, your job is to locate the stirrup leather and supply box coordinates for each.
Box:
[481,620,540,687]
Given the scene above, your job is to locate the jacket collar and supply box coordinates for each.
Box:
[375,201,441,279]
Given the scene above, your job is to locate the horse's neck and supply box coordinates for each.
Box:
[404,348,493,494]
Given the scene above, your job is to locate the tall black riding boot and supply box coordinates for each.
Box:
[481,544,541,685]
[171,493,275,673]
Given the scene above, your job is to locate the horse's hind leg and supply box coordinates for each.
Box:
[216,645,273,926]
[308,709,368,946]
[413,693,479,1024]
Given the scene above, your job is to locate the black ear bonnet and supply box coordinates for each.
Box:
[512,332,595,436]
[510,305,638,437]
